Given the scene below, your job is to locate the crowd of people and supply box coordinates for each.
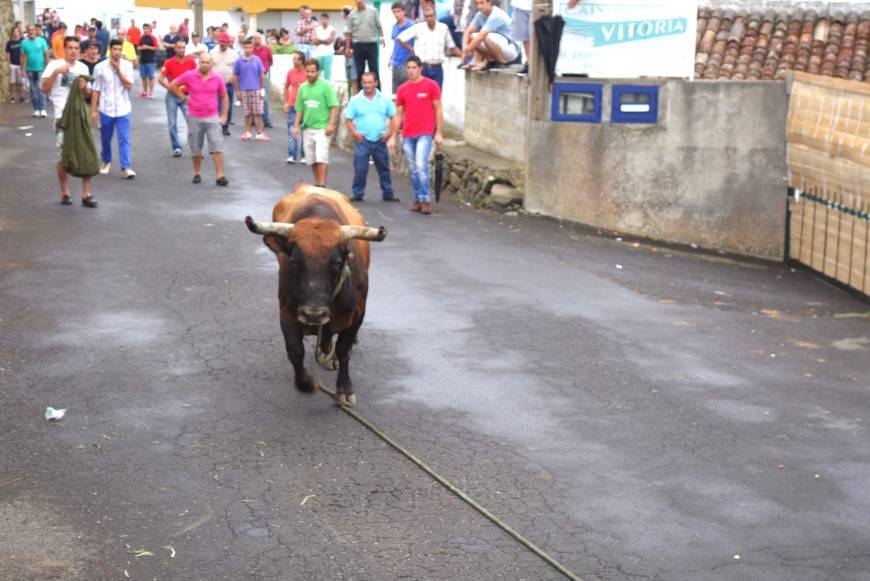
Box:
[4,0,551,213]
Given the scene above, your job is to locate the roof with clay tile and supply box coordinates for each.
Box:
[695,6,870,81]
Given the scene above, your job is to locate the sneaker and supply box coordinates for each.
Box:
[122,168,136,179]
[192,175,202,184]
[351,196,364,202]
[240,132,251,141]
[216,176,229,187]
[9,98,15,103]
[32,110,39,117]
[255,132,270,141]
[286,157,296,164]
[173,148,182,158]
[40,110,47,117]
[99,162,111,175]
[222,127,230,136]
[421,202,433,214]
[409,202,422,212]
[516,63,529,77]
[382,196,399,202]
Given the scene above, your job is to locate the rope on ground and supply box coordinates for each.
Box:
[310,337,582,581]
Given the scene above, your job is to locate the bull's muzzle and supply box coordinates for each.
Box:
[297,306,331,326]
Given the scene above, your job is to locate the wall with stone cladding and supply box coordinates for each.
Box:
[463,70,530,164]
[526,78,789,260]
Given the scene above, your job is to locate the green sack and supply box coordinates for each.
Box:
[58,74,100,178]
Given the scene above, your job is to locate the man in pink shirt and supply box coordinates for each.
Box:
[167,53,230,186]
[251,33,274,128]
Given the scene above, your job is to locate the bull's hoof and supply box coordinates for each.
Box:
[295,373,318,394]
[336,393,357,407]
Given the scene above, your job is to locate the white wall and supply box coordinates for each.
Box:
[25,0,245,36]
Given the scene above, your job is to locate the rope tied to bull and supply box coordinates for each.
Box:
[308,316,582,581]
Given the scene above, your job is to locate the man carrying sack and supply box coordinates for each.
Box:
[42,35,100,207]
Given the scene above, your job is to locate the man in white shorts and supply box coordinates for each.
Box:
[5,26,26,103]
[460,0,519,71]
[292,59,338,187]
[511,0,531,75]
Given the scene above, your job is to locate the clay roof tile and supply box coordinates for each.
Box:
[694,6,869,82]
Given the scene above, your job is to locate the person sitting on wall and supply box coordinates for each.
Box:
[460,0,519,71]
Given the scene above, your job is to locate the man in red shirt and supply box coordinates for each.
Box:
[178,18,190,39]
[388,55,442,214]
[158,38,196,157]
[251,33,274,128]
[283,51,307,163]
[127,20,142,46]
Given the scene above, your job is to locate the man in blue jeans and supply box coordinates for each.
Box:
[388,56,442,214]
[282,51,307,163]
[158,38,196,157]
[344,71,397,202]
[20,24,49,117]
[90,39,137,178]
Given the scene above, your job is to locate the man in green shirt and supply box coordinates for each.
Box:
[20,24,50,117]
[345,0,385,87]
[293,59,339,187]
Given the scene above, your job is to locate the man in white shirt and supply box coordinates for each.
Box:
[41,35,97,207]
[91,38,136,178]
[186,32,209,61]
[210,32,238,135]
[397,6,460,88]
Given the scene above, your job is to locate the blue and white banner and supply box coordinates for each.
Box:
[554,0,698,78]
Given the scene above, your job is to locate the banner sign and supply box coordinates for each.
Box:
[554,1,698,78]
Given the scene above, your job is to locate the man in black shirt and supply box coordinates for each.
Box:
[4,26,24,102]
[162,24,187,62]
[138,23,159,96]
[79,40,104,75]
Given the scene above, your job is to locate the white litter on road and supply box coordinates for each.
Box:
[44,407,66,421]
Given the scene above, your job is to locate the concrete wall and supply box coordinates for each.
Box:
[526,79,789,260]
[464,70,529,164]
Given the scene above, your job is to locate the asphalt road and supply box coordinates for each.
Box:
[1,89,868,581]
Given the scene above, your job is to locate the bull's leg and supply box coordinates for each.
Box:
[281,311,316,393]
[317,324,339,371]
[335,319,364,406]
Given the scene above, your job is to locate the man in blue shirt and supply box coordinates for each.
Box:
[390,2,414,96]
[20,24,49,116]
[344,71,397,202]
[460,0,519,70]
[95,21,111,58]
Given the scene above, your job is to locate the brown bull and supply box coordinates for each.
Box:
[245,184,387,406]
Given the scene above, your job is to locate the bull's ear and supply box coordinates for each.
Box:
[262,234,288,255]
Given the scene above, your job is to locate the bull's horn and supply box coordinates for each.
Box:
[340,225,387,242]
[245,216,295,237]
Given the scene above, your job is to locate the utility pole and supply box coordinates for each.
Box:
[193,0,204,37]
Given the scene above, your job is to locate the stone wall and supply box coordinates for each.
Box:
[438,142,525,209]
[526,78,789,260]
[463,70,530,164]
